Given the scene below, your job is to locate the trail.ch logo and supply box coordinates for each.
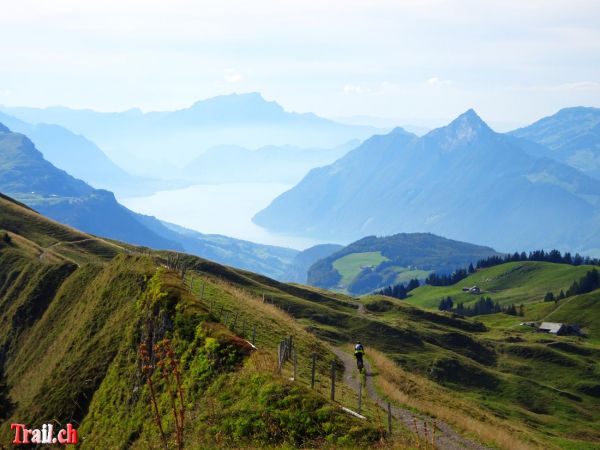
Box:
[10,423,78,445]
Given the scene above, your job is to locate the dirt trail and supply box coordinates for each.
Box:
[331,347,490,450]
[38,238,99,265]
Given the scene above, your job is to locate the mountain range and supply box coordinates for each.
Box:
[254,109,600,254]
[510,106,600,179]
[0,93,379,176]
[0,122,298,278]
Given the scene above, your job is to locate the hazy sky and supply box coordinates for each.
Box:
[1,0,599,128]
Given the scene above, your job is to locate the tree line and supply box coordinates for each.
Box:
[439,296,523,317]
[425,265,475,287]
[376,249,600,300]
[544,268,600,302]
[477,249,600,269]
[376,278,420,299]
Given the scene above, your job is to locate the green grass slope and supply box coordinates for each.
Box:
[308,232,498,295]
[2,193,600,449]
[0,195,389,449]
[405,261,596,308]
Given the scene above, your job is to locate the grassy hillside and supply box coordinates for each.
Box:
[0,195,395,448]
[308,232,498,295]
[179,255,600,448]
[2,193,599,449]
[404,261,596,308]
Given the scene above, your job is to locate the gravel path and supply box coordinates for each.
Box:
[331,347,490,450]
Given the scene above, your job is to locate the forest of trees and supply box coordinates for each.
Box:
[438,296,523,317]
[476,249,600,269]
[376,278,420,299]
[425,265,475,286]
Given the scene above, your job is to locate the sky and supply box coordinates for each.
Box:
[1,0,599,129]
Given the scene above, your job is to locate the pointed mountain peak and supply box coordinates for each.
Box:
[449,109,489,130]
[444,109,492,136]
[425,109,494,150]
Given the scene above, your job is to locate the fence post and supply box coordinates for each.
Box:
[232,312,238,331]
[200,282,205,301]
[219,305,224,320]
[278,341,283,373]
[387,402,392,435]
[252,324,257,346]
[358,381,362,414]
[293,349,297,380]
[330,360,336,401]
[209,299,214,314]
[311,353,316,389]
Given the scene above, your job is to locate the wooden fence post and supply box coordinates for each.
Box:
[293,349,297,380]
[252,324,256,346]
[330,360,336,401]
[387,402,392,436]
[200,282,205,301]
[311,353,316,389]
[278,341,283,373]
[232,312,238,331]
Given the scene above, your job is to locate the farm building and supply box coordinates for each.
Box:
[538,322,566,334]
[537,322,581,336]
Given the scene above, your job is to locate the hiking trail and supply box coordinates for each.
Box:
[331,347,490,450]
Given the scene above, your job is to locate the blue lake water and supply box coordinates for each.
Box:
[119,182,328,250]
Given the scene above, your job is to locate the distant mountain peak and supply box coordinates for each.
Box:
[389,126,413,136]
[427,109,493,150]
[449,109,489,131]
[189,92,282,111]
[0,122,9,133]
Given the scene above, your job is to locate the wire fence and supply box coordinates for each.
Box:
[177,266,441,447]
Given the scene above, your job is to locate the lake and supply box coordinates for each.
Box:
[119,182,328,250]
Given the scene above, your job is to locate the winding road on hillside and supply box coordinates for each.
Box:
[331,347,490,450]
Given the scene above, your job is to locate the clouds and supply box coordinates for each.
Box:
[427,77,453,87]
[0,0,598,124]
[224,71,244,84]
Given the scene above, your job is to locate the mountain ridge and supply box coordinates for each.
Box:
[510,106,600,179]
[0,123,300,278]
[0,93,382,173]
[254,109,600,253]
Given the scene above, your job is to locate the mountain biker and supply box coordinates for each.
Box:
[354,341,365,371]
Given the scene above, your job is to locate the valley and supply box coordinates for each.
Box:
[2,3,600,448]
[1,193,600,449]
[119,181,326,250]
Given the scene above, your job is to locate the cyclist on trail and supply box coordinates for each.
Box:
[354,341,365,371]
